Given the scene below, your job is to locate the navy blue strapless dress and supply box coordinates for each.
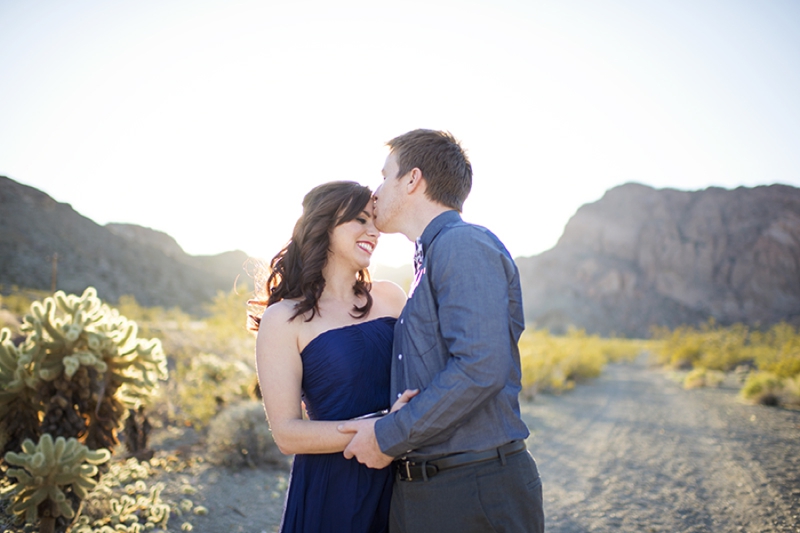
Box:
[280,316,396,533]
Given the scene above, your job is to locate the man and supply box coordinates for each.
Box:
[339,129,544,532]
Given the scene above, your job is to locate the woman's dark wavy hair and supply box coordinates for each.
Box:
[248,181,374,331]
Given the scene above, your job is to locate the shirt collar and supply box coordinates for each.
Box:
[418,210,462,255]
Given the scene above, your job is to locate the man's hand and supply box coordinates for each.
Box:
[391,388,419,413]
[338,418,393,469]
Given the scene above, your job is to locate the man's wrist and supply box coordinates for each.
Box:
[375,412,410,458]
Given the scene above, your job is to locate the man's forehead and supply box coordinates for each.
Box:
[382,152,398,172]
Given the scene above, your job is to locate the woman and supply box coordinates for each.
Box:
[249,181,411,533]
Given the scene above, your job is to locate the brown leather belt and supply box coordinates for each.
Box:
[394,440,527,482]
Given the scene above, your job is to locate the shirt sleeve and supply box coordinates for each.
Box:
[375,226,516,456]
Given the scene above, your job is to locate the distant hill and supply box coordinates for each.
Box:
[5,176,799,335]
[0,176,249,312]
[517,183,800,336]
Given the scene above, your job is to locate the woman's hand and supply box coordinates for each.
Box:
[390,388,419,413]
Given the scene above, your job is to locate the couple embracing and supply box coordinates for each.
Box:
[249,129,545,533]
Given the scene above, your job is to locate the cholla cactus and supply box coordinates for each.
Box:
[0,287,168,455]
[2,434,110,525]
[71,482,172,533]
[0,328,41,454]
[108,484,170,529]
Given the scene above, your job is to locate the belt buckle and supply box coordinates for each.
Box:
[404,461,413,481]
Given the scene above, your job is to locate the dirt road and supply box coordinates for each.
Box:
[138,359,799,533]
[523,359,800,533]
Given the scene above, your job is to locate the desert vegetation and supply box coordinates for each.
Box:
[651,320,800,408]
[0,286,270,533]
[518,328,650,397]
[3,286,798,532]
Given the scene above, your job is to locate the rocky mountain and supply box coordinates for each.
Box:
[517,183,800,337]
[0,176,249,312]
[4,176,798,335]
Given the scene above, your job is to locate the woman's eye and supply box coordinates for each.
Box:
[356,218,367,224]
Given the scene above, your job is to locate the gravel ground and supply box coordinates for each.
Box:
[523,358,800,533]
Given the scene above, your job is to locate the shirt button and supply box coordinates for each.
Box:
[400,318,404,324]
[397,393,402,399]
[398,353,403,360]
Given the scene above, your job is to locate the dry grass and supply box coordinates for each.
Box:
[519,328,651,397]
[651,320,800,408]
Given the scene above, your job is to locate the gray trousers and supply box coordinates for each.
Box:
[389,450,545,533]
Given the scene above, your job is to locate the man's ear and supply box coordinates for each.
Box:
[406,168,425,194]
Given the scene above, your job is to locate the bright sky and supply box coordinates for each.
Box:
[2,0,799,270]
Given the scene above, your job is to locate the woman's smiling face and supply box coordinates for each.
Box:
[328,200,379,270]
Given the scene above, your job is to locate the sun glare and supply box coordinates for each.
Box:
[1,0,798,268]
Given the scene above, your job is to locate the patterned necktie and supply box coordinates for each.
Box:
[409,238,425,298]
[413,238,424,275]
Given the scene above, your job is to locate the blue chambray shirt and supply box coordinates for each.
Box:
[374,210,530,459]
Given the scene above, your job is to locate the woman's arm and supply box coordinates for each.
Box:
[255,303,354,455]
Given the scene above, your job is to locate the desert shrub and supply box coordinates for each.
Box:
[174,353,252,429]
[0,287,51,316]
[782,375,800,408]
[752,323,800,379]
[113,286,256,431]
[601,337,648,363]
[115,295,191,339]
[740,372,783,405]
[204,286,251,341]
[651,325,707,369]
[653,321,800,406]
[683,367,725,389]
[519,328,647,397]
[695,322,753,371]
[206,400,285,468]
[653,321,800,375]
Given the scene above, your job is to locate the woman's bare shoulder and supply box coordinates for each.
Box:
[258,300,302,337]
[370,279,407,317]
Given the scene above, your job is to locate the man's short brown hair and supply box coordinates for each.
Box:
[387,129,472,211]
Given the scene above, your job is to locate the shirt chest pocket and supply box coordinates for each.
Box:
[401,286,447,386]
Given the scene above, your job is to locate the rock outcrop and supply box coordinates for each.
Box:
[517,183,800,336]
[0,176,249,312]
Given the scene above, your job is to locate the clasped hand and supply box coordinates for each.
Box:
[337,388,418,468]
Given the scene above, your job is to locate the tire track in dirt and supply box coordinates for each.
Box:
[522,358,800,533]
